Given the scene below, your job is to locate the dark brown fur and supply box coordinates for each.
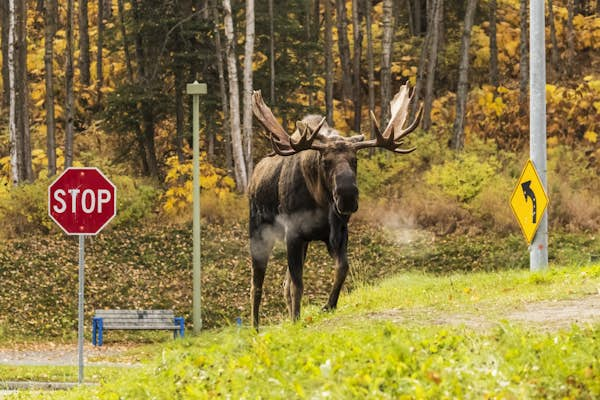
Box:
[249,118,359,329]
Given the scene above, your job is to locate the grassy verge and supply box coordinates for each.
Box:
[0,365,130,384]
[2,220,600,340]
[8,264,600,399]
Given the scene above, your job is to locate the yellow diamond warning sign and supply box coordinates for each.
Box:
[510,160,549,244]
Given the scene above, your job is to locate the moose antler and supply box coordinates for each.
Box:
[252,90,326,156]
[353,83,423,154]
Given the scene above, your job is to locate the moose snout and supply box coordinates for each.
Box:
[333,173,359,215]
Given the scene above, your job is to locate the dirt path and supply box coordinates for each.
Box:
[0,342,139,367]
[368,294,600,330]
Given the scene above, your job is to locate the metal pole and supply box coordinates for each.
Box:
[78,234,85,384]
[529,0,548,271]
[187,81,207,334]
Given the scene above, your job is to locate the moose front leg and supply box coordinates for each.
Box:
[286,237,307,321]
[324,222,349,311]
[283,242,308,318]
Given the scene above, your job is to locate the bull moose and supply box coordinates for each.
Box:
[249,83,423,329]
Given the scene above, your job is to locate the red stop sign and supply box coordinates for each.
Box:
[48,167,117,235]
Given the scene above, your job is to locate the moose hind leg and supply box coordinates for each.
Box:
[250,230,275,330]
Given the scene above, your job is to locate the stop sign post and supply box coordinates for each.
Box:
[48,167,116,384]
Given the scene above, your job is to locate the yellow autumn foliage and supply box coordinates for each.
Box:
[162,154,236,216]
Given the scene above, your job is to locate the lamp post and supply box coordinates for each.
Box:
[186,81,207,333]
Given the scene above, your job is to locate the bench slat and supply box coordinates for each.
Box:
[102,325,180,330]
[95,310,174,316]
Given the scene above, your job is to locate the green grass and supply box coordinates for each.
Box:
[7,264,600,399]
[0,365,130,384]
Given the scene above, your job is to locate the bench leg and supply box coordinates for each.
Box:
[92,318,97,346]
[98,318,104,346]
[174,317,184,338]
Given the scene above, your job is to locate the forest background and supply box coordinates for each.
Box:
[0,0,600,333]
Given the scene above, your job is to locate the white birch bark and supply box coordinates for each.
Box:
[8,0,18,184]
[242,0,255,180]
[223,0,248,191]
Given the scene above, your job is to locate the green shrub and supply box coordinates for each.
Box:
[425,152,500,203]
[109,175,159,227]
[0,177,53,237]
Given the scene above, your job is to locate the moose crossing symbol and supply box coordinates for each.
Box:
[510,160,549,245]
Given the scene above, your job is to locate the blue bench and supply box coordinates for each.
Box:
[92,309,184,346]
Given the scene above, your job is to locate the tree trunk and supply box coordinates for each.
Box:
[352,0,363,133]
[8,0,19,184]
[412,0,434,117]
[212,0,232,174]
[489,0,498,88]
[103,0,113,18]
[451,0,477,150]
[566,0,575,75]
[380,0,394,128]
[324,0,334,126]
[422,0,442,131]
[117,0,134,82]
[45,0,57,176]
[174,65,185,163]
[365,0,375,152]
[96,0,105,103]
[65,0,75,168]
[14,0,32,181]
[1,1,9,108]
[336,0,352,102]
[223,0,248,191]
[518,0,528,104]
[79,0,91,86]
[141,103,159,177]
[242,0,255,179]
[268,0,275,103]
[547,0,559,72]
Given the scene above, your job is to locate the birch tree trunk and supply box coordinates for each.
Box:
[352,0,363,133]
[380,0,394,128]
[79,0,91,86]
[518,0,528,104]
[451,0,477,150]
[65,0,75,168]
[8,0,19,184]
[223,0,248,191]
[325,0,334,126]
[422,0,442,131]
[45,0,57,176]
[336,0,352,102]
[242,0,255,179]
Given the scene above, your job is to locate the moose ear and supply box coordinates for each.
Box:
[348,134,365,143]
